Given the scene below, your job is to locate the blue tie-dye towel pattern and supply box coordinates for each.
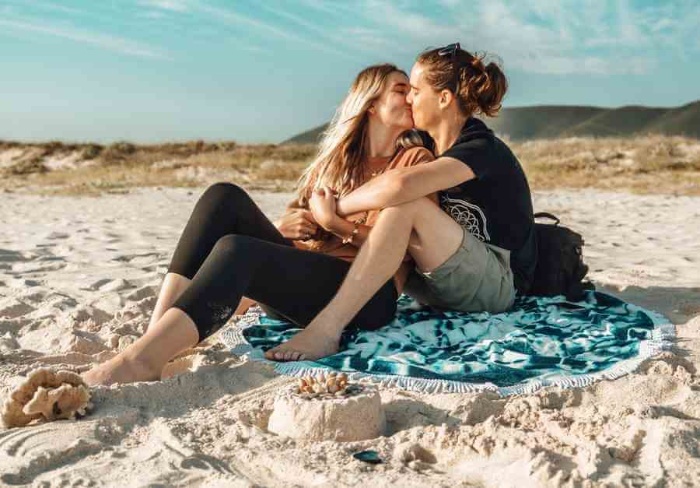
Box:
[221,291,674,395]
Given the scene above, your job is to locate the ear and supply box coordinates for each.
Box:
[368,106,376,114]
[438,89,453,110]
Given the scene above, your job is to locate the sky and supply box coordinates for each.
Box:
[1,0,699,144]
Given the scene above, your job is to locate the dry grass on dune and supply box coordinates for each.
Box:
[1,135,699,196]
[0,140,316,196]
[512,135,700,195]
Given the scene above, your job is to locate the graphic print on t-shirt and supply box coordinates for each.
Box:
[439,194,491,242]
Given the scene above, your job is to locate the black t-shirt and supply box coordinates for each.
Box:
[440,117,537,293]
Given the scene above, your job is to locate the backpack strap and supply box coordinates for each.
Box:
[534,212,560,226]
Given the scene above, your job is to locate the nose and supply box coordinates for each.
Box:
[406,91,413,105]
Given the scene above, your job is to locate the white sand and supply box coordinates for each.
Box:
[0,187,698,487]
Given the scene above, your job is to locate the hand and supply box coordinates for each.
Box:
[309,186,339,231]
[275,208,318,240]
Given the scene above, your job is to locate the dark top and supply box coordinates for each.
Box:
[440,117,537,294]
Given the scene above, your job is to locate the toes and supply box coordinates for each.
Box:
[283,351,294,361]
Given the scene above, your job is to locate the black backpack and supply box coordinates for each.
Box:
[529,212,595,301]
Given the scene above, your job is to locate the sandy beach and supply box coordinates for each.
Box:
[1,186,699,487]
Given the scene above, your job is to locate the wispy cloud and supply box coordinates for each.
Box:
[255,2,374,59]
[0,17,170,59]
[138,0,190,13]
[344,0,700,75]
[193,2,358,60]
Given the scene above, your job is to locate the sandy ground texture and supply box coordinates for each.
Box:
[0,186,699,487]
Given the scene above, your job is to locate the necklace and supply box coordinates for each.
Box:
[368,160,391,178]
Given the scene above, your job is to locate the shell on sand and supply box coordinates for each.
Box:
[296,372,349,398]
[1,368,92,428]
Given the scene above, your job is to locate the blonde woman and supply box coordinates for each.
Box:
[82,64,434,386]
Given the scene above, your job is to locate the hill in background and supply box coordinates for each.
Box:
[283,100,700,144]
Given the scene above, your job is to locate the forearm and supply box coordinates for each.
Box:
[336,168,438,217]
[335,172,405,217]
[326,218,371,248]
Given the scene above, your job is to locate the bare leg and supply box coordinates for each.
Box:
[82,308,199,386]
[266,197,464,361]
[148,273,254,332]
[147,273,192,331]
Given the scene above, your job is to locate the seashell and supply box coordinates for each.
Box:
[327,383,339,394]
[2,368,91,428]
[337,373,348,382]
[316,373,325,384]
[312,383,324,394]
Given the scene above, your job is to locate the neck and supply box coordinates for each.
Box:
[430,112,469,155]
[366,119,400,158]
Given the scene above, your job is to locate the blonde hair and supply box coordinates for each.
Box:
[295,64,424,207]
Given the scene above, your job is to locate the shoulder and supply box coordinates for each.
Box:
[392,146,435,168]
[442,133,497,168]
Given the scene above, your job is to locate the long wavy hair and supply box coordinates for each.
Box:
[295,64,424,207]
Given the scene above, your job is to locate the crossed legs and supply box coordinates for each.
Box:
[82,183,399,386]
[265,196,465,361]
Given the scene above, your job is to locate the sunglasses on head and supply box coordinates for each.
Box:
[437,42,461,92]
[437,42,460,59]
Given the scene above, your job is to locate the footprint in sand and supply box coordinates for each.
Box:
[0,300,36,319]
[0,250,29,263]
[125,286,157,302]
[83,279,134,292]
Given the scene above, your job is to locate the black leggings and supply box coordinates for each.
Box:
[167,182,398,342]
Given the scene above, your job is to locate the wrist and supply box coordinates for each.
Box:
[322,214,343,232]
[335,197,349,217]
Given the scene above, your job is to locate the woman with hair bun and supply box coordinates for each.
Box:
[269,43,538,362]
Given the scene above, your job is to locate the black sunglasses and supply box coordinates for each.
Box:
[437,42,461,92]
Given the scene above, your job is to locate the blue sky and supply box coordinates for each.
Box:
[1,0,698,143]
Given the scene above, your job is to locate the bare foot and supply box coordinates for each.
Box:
[81,354,162,387]
[264,327,340,362]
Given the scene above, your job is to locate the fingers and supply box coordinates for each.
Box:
[293,223,316,240]
[301,210,317,224]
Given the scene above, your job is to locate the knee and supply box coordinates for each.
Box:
[211,233,254,256]
[380,196,435,217]
[198,182,249,208]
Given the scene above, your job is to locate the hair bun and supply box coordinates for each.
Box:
[475,61,507,117]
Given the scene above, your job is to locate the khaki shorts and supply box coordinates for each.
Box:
[404,227,516,313]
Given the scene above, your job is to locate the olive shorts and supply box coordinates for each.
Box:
[404,227,516,313]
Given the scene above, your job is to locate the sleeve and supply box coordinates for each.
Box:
[391,146,435,169]
[441,138,493,179]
